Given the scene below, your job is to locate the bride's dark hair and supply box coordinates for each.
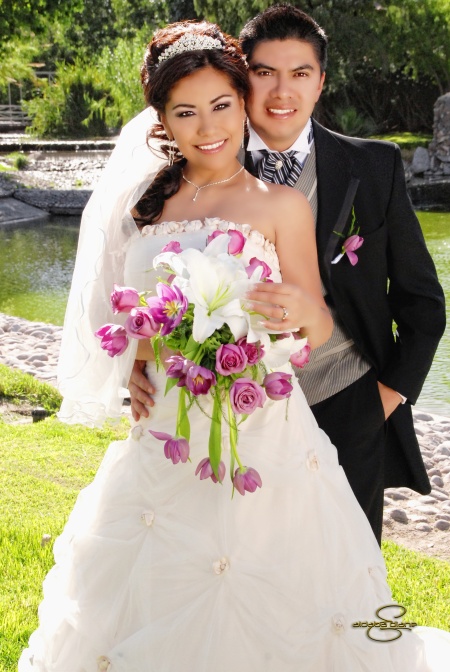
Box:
[133,21,249,228]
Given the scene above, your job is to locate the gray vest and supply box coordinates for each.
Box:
[242,144,370,405]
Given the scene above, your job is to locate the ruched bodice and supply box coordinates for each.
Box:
[124,218,281,292]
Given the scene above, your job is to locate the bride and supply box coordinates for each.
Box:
[20,20,449,672]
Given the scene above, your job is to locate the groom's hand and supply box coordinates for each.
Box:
[129,360,155,421]
[377,381,403,420]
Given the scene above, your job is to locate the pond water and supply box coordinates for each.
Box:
[0,212,449,414]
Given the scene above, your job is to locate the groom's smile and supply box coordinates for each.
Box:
[246,39,325,152]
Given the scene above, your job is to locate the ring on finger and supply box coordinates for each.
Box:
[281,307,289,321]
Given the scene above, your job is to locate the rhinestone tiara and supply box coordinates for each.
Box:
[157,34,224,66]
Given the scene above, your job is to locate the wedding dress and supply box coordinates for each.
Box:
[19,218,450,672]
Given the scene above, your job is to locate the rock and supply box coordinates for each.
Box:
[430,489,450,502]
[411,147,430,174]
[437,443,450,456]
[414,505,440,515]
[409,515,430,523]
[386,491,409,501]
[14,188,91,215]
[435,519,450,531]
[435,513,450,522]
[416,523,432,532]
[390,509,409,524]
[414,413,434,422]
[419,495,439,505]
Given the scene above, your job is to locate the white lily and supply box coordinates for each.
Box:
[166,236,252,343]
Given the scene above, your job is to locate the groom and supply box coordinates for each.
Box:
[129,4,445,543]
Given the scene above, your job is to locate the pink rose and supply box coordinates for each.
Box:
[95,324,129,357]
[110,284,140,314]
[216,344,248,376]
[229,378,266,414]
[236,337,264,364]
[124,307,160,339]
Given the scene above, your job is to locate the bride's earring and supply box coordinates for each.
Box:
[167,139,176,167]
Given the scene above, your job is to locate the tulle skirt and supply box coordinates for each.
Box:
[19,364,450,671]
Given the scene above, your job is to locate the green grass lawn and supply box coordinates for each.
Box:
[0,369,449,670]
[370,132,432,150]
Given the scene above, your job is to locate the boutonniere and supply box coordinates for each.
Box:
[331,207,364,266]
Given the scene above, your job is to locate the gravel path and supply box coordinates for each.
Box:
[1,311,449,562]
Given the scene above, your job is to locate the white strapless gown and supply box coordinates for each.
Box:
[19,220,450,672]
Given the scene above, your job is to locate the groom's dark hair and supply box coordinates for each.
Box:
[239,3,328,73]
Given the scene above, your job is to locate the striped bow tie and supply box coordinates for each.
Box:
[258,150,304,187]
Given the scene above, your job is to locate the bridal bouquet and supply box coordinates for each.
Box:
[95,231,310,496]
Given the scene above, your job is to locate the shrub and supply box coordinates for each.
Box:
[24,61,113,138]
[6,152,29,170]
[333,106,376,138]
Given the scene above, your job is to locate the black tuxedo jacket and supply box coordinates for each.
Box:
[245,120,446,493]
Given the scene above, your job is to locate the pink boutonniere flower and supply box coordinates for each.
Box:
[331,207,364,266]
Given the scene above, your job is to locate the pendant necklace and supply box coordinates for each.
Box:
[182,165,245,202]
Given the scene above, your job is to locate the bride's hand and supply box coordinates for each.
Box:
[129,359,156,422]
[245,282,332,347]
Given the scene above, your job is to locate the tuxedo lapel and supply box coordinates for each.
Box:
[312,120,359,284]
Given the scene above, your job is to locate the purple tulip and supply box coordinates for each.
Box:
[185,365,217,396]
[95,323,129,357]
[161,240,182,253]
[343,235,364,266]
[215,343,248,376]
[124,307,160,339]
[166,355,194,387]
[229,378,266,415]
[207,229,245,255]
[233,467,262,496]
[290,342,311,368]
[149,430,190,464]
[245,257,272,280]
[263,371,294,400]
[110,284,140,314]
[146,283,188,336]
[236,337,264,365]
[195,457,226,483]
